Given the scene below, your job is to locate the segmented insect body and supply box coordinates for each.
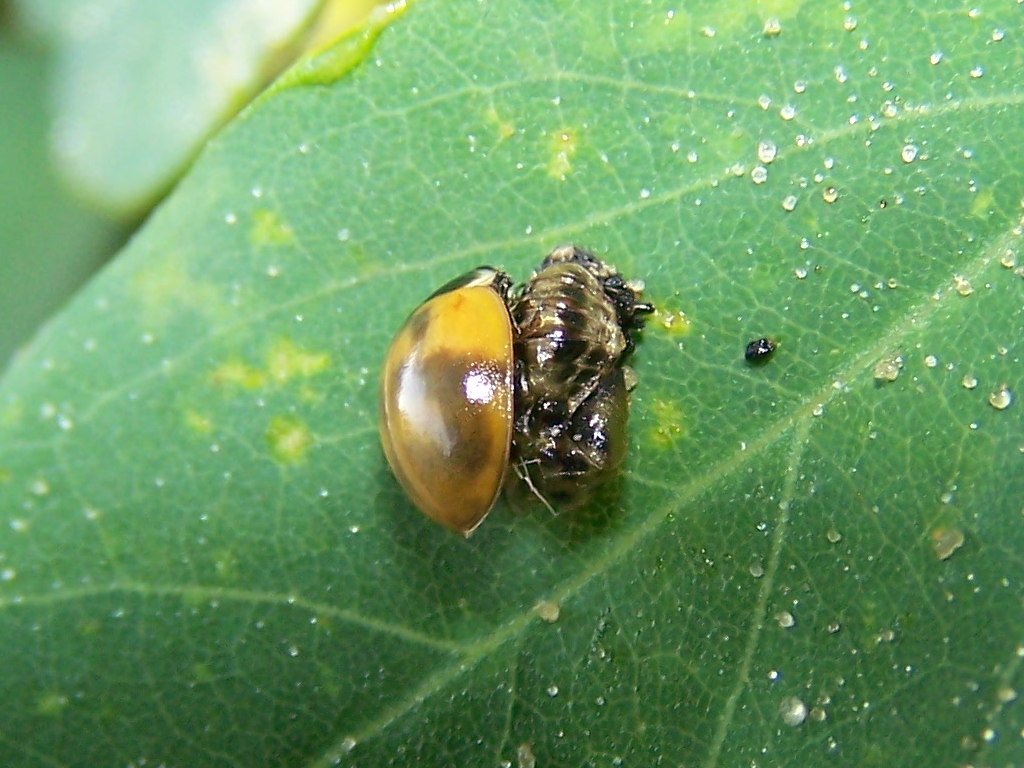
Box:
[511,245,651,506]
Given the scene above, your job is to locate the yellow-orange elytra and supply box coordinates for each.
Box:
[379,269,514,535]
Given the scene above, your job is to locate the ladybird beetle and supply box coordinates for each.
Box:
[379,246,652,535]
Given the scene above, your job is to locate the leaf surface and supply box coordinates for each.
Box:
[1,1,1022,766]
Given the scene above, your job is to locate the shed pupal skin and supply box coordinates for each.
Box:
[510,246,653,508]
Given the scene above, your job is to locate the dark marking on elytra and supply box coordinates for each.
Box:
[421,350,505,478]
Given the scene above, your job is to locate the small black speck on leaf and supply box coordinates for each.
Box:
[745,337,776,364]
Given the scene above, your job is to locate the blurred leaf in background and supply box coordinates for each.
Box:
[16,0,327,215]
[0,14,123,373]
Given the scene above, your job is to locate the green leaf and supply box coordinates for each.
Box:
[0,27,123,371]
[17,0,326,214]
[2,1,1022,766]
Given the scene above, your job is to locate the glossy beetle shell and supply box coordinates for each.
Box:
[379,268,514,535]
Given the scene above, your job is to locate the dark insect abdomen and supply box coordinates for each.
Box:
[510,245,650,507]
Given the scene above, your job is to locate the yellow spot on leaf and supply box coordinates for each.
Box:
[486,105,516,141]
[1,398,22,427]
[267,338,330,384]
[133,256,223,324]
[547,128,578,179]
[191,662,216,686]
[969,187,995,219]
[214,549,238,580]
[0,467,9,484]
[36,692,69,717]
[210,360,267,390]
[250,209,295,246]
[656,309,691,335]
[648,399,686,448]
[267,416,313,464]
[78,619,101,636]
[184,409,213,433]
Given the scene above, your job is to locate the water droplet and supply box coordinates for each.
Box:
[793,79,807,94]
[901,144,919,163]
[932,526,965,560]
[826,527,842,543]
[757,94,772,110]
[775,611,795,628]
[843,15,858,31]
[1000,249,1017,268]
[336,228,351,242]
[962,374,979,390]
[970,65,985,79]
[251,186,263,199]
[780,696,808,726]
[828,621,842,634]
[700,25,716,38]
[809,706,828,722]
[1,568,16,582]
[952,274,974,296]
[833,65,848,84]
[547,684,559,697]
[751,165,768,184]
[929,51,944,65]
[988,384,1013,410]
[924,354,938,368]
[996,685,1018,703]
[340,736,357,754]
[757,140,778,164]
[779,104,797,121]
[822,186,839,203]
[873,355,903,381]
[266,265,280,278]
[991,28,1006,42]
[749,562,765,578]
[763,17,782,37]
[794,266,808,279]
[782,194,798,212]
[639,187,652,199]
[30,478,50,496]
[287,645,299,657]
[533,600,561,623]
[517,743,536,768]
[811,403,824,417]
